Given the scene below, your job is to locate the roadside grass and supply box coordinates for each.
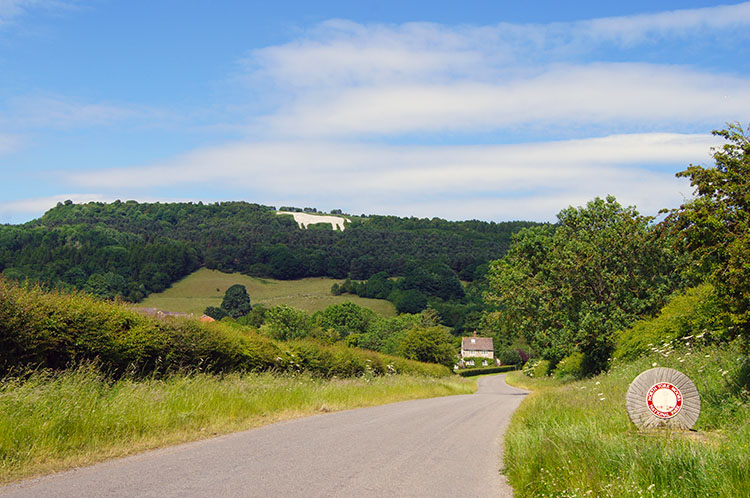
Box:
[503,341,749,497]
[0,367,475,484]
[137,268,396,316]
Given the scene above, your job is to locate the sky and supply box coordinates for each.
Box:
[0,0,748,224]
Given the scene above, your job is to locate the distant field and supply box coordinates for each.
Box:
[138,268,396,316]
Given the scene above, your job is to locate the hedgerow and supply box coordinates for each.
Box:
[0,278,449,379]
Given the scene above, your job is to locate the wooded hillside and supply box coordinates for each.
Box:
[0,201,538,302]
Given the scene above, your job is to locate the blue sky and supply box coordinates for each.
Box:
[1,1,748,224]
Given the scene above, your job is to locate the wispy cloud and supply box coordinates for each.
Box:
[242,3,750,140]
[580,2,750,44]
[262,64,750,138]
[4,95,153,130]
[0,0,79,28]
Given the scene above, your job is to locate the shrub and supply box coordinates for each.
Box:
[498,348,523,366]
[614,284,726,361]
[522,359,550,378]
[553,352,584,379]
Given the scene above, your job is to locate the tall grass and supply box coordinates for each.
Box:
[0,366,475,484]
[504,340,749,497]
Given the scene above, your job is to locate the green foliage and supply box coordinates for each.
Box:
[397,326,457,367]
[552,352,584,379]
[315,302,376,340]
[203,306,228,321]
[488,196,680,375]
[498,348,523,366]
[614,284,727,361]
[522,359,551,378]
[661,123,750,339]
[0,278,448,379]
[457,365,516,377]
[220,284,252,318]
[237,305,267,328]
[389,289,428,314]
[260,304,315,341]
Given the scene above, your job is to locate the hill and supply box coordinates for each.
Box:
[138,268,396,316]
[0,200,539,303]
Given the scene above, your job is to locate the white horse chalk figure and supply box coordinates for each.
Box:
[277,211,351,231]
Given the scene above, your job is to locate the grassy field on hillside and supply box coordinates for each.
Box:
[503,341,749,497]
[0,367,474,484]
[138,268,396,316]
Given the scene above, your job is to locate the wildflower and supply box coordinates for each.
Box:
[648,484,655,491]
[595,381,600,385]
[652,362,658,367]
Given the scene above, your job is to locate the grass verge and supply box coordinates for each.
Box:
[0,366,475,484]
[503,341,749,497]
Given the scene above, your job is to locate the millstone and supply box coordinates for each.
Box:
[626,367,700,430]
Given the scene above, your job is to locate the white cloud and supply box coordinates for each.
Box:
[262,64,750,137]
[581,2,750,45]
[63,132,720,221]
[242,4,750,139]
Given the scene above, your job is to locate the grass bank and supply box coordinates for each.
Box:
[0,366,475,484]
[503,341,749,497]
[138,268,397,316]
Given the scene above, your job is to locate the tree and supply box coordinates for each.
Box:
[487,196,679,375]
[661,123,750,339]
[261,305,314,341]
[221,284,252,318]
[203,306,228,321]
[316,302,375,340]
[398,326,457,367]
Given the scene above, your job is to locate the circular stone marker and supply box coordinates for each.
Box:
[626,368,700,430]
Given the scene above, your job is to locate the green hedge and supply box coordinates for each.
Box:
[0,279,449,379]
[457,365,517,377]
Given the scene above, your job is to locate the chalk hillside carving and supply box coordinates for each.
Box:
[277,211,351,231]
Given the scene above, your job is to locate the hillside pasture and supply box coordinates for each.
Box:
[137,268,396,316]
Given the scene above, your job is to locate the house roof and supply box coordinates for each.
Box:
[461,336,494,351]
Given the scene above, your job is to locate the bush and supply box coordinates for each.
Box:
[553,352,584,379]
[522,359,551,378]
[498,348,523,366]
[614,284,726,361]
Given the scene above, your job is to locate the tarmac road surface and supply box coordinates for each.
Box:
[1,373,528,498]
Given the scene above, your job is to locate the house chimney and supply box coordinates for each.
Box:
[473,330,477,337]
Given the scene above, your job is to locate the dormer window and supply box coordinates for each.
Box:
[471,338,476,343]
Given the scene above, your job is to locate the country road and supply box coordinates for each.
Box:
[1,374,528,498]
